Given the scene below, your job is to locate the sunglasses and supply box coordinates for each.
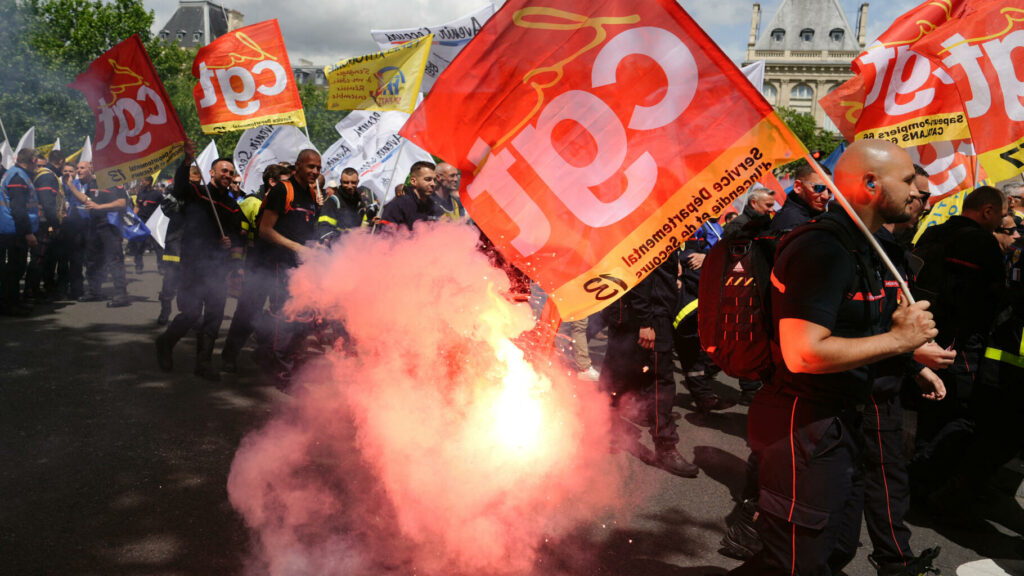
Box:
[996,227,1017,235]
[808,183,830,195]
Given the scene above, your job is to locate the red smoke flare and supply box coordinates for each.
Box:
[228,224,626,575]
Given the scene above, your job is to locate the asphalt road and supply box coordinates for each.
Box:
[1,258,1022,575]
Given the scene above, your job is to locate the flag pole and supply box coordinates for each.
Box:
[191,156,226,239]
[807,155,916,306]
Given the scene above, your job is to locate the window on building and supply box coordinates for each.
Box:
[800,28,814,42]
[176,30,185,41]
[830,28,844,42]
[193,31,202,42]
[160,31,169,40]
[791,84,813,100]
[771,28,785,42]
[763,84,778,105]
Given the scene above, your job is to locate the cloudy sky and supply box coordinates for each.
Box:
[145,0,924,65]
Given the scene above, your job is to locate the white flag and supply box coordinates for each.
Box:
[334,108,433,205]
[145,205,170,249]
[1,140,13,170]
[53,138,61,151]
[14,127,35,155]
[234,125,316,195]
[741,61,766,93]
[321,136,357,182]
[195,140,219,185]
[81,135,93,164]
[370,3,495,93]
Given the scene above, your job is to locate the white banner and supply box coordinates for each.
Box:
[81,135,93,164]
[196,140,219,185]
[321,136,357,182]
[234,125,316,195]
[1,140,13,169]
[741,60,765,93]
[14,127,34,155]
[335,108,434,205]
[370,3,495,93]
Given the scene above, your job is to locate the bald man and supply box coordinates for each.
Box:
[731,140,941,576]
[430,162,465,222]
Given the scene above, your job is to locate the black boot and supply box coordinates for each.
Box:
[155,333,174,372]
[195,334,220,382]
[157,298,171,326]
[220,342,238,374]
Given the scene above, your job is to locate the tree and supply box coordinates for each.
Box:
[775,106,842,169]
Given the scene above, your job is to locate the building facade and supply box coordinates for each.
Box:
[157,0,244,48]
[743,0,868,131]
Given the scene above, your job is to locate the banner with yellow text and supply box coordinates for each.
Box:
[325,35,432,113]
[70,35,186,189]
[913,0,1024,182]
[401,0,805,321]
[192,20,305,134]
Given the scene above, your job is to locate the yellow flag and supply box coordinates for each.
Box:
[36,143,55,157]
[324,35,432,113]
[913,190,969,244]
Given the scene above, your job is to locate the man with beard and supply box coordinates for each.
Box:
[432,162,465,222]
[381,161,439,230]
[770,162,832,233]
[730,140,941,576]
[318,167,364,235]
[156,143,244,380]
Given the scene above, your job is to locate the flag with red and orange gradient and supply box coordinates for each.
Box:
[401,0,806,322]
[192,20,305,134]
[69,35,186,189]
[825,0,972,147]
[913,0,1024,182]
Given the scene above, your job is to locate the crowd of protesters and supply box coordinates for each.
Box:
[2,140,1023,575]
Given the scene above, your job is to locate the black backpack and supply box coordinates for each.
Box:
[698,216,867,381]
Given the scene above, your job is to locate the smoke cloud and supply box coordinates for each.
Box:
[228,224,626,575]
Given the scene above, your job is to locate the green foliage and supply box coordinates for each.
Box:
[1,0,346,176]
[775,106,842,170]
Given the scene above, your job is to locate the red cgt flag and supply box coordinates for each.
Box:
[841,0,972,147]
[70,35,186,190]
[192,19,305,134]
[913,0,1024,182]
[402,0,805,321]
[819,75,867,144]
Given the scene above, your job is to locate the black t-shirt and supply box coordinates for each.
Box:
[380,193,438,230]
[135,186,163,221]
[769,212,886,405]
[88,186,127,229]
[254,181,318,266]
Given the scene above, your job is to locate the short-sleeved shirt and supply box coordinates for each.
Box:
[254,181,318,267]
[769,212,886,406]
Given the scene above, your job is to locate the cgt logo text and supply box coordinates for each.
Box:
[96,61,171,155]
[195,35,288,116]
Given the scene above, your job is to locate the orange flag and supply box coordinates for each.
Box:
[402,0,806,321]
[192,20,305,134]
[819,75,867,144]
[834,0,972,147]
[913,0,1024,182]
[70,35,186,189]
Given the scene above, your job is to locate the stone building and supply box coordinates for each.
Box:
[157,0,244,48]
[744,0,868,131]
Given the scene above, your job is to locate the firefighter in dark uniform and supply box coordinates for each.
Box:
[0,148,41,316]
[129,176,161,273]
[927,245,1024,517]
[601,250,699,478]
[30,149,64,299]
[729,140,940,576]
[69,167,131,306]
[156,143,244,381]
[157,181,185,326]
[250,149,322,382]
